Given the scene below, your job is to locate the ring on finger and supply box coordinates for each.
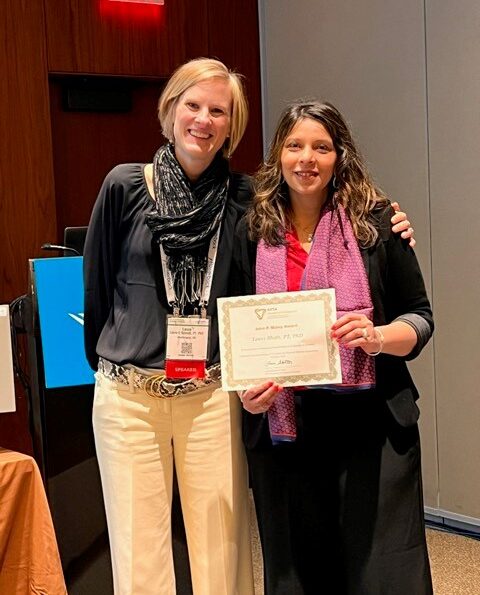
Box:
[361,327,368,340]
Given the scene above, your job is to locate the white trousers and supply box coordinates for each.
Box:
[92,372,254,595]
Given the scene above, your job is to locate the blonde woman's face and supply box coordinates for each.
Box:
[281,118,337,206]
[173,78,232,178]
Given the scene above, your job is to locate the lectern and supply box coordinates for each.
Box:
[28,256,112,593]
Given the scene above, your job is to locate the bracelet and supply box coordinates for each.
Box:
[368,327,384,356]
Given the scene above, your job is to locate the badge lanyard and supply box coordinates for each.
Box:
[160,226,221,379]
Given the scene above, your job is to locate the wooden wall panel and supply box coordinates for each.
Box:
[44,0,209,77]
[50,79,166,237]
[167,0,210,68]
[45,0,168,76]
[0,0,56,453]
[0,1,57,302]
[207,0,263,174]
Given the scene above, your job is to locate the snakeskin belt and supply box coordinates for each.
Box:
[98,357,221,399]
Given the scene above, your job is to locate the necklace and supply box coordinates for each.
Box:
[291,210,321,244]
[293,222,317,243]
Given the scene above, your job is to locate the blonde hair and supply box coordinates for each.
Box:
[158,58,249,158]
[248,101,388,246]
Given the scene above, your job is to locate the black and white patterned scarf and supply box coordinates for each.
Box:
[145,143,229,310]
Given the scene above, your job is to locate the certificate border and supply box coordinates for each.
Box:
[219,290,341,390]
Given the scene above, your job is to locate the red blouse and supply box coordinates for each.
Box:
[285,229,309,292]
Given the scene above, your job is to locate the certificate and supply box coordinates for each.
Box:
[217,289,342,391]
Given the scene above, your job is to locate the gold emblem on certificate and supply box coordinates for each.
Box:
[217,290,342,391]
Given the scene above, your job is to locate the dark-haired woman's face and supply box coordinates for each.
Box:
[281,118,337,206]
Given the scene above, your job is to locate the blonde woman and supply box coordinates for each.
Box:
[84,59,253,595]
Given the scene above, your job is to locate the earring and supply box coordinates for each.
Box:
[332,174,339,190]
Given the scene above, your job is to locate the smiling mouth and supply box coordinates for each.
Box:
[294,171,318,179]
[189,129,212,140]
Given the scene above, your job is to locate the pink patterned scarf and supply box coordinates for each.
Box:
[255,200,375,443]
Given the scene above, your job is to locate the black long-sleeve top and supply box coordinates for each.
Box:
[230,203,434,443]
[83,163,252,371]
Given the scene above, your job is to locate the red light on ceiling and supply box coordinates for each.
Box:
[108,0,164,4]
[100,0,165,24]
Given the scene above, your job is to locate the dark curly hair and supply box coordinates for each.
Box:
[247,100,388,246]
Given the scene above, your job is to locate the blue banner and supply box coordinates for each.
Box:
[32,257,94,388]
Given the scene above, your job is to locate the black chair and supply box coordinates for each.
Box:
[63,226,88,256]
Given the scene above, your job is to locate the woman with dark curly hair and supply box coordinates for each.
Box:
[232,101,433,595]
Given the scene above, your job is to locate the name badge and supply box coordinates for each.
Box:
[165,316,210,379]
